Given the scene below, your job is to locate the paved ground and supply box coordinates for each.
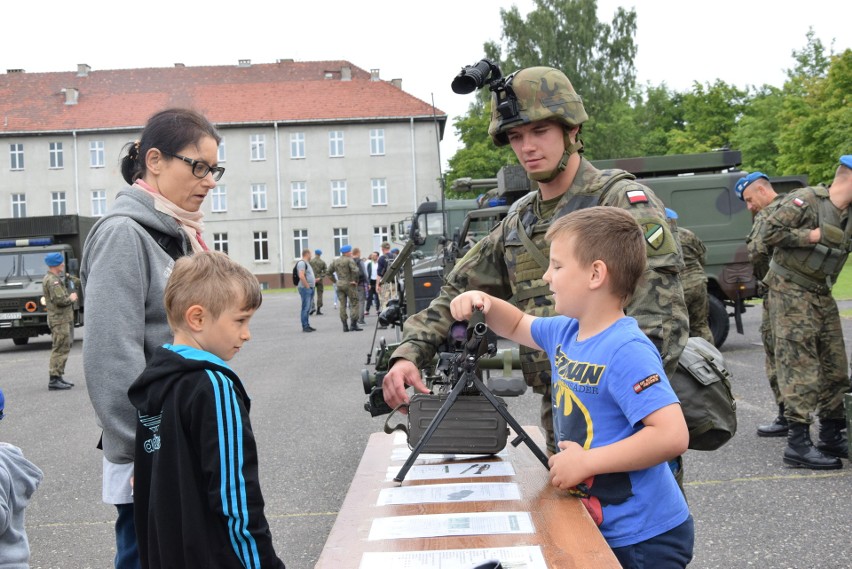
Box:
[2,293,851,568]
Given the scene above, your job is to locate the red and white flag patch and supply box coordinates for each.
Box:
[627,190,648,204]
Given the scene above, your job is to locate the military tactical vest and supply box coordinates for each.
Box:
[502,170,636,389]
[770,186,852,293]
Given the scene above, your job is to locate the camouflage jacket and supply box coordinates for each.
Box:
[764,185,852,293]
[329,255,360,286]
[42,271,75,324]
[392,158,688,383]
[746,195,783,284]
[677,226,707,289]
[309,256,327,280]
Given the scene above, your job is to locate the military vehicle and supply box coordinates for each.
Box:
[0,215,95,345]
[396,150,808,348]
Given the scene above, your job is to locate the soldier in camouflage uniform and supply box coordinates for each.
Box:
[666,208,713,344]
[736,172,787,437]
[383,66,688,460]
[329,245,362,332]
[762,156,852,469]
[42,252,76,391]
[309,249,327,315]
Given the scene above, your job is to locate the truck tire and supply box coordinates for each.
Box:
[12,337,29,346]
[708,295,729,349]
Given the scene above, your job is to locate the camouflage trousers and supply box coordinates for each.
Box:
[335,284,359,323]
[313,282,324,310]
[683,283,713,345]
[49,320,72,377]
[378,282,397,310]
[760,298,781,404]
[768,286,849,423]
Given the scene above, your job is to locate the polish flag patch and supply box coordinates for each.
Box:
[627,190,648,204]
[792,197,805,207]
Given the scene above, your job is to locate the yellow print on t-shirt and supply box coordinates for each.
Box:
[553,346,603,449]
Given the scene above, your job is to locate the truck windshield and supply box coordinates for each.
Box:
[21,253,47,278]
[0,254,17,281]
[417,212,444,239]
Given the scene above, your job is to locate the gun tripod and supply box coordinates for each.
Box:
[394,312,550,483]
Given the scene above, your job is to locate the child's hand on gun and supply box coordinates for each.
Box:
[450,290,492,321]
[548,440,593,490]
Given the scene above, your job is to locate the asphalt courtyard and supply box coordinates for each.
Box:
[2,292,851,568]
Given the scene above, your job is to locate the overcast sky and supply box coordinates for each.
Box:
[3,0,848,168]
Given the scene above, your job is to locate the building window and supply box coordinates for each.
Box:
[211,185,227,213]
[250,134,266,161]
[10,144,24,170]
[371,178,388,206]
[370,129,385,156]
[293,229,308,259]
[91,190,107,216]
[328,130,344,157]
[213,232,229,254]
[290,132,305,159]
[333,228,349,255]
[373,226,390,251]
[331,180,347,208]
[11,194,26,218]
[90,141,105,168]
[251,183,268,211]
[51,192,67,215]
[49,142,64,169]
[291,181,307,208]
[218,137,226,162]
[253,231,269,262]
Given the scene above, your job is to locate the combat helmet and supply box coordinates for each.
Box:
[488,66,588,182]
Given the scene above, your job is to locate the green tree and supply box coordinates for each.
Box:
[666,80,747,154]
[445,0,639,179]
[631,83,684,157]
[731,85,784,174]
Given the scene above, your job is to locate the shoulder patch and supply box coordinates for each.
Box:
[633,373,661,394]
[642,223,666,250]
[626,189,648,205]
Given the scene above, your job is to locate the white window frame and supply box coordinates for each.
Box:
[253,231,269,262]
[373,226,390,252]
[91,190,107,216]
[333,228,349,255]
[218,137,226,162]
[89,141,105,168]
[251,183,268,211]
[370,128,385,156]
[371,178,388,206]
[290,132,305,159]
[328,130,344,157]
[10,143,24,170]
[213,232,229,254]
[11,194,26,218]
[293,229,308,259]
[211,185,228,213]
[291,181,307,209]
[331,180,347,207]
[49,142,64,169]
[250,134,266,161]
[51,192,67,215]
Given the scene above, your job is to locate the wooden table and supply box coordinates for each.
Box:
[316,427,620,568]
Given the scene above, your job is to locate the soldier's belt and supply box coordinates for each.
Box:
[768,260,831,294]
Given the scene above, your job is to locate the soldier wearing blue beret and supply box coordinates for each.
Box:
[43,253,77,390]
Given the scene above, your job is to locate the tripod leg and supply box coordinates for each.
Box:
[393,376,469,483]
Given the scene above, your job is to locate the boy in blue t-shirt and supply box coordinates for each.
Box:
[450,206,693,568]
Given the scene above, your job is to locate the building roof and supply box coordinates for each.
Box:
[0,60,447,135]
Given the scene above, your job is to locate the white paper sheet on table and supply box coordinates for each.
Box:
[377,482,521,505]
[359,545,547,569]
[386,462,515,481]
[368,511,534,540]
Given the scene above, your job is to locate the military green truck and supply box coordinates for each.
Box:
[400,150,807,348]
[0,215,95,345]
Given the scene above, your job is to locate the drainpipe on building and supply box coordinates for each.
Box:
[72,131,80,214]
[274,121,284,287]
[410,118,417,211]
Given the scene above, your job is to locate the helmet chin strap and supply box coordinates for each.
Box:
[528,133,584,183]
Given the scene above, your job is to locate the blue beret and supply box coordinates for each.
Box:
[664,208,678,220]
[841,155,852,169]
[314,249,322,255]
[44,252,64,267]
[734,172,769,201]
[340,245,352,254]
[391,248,400,254]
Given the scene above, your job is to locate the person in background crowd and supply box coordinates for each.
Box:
[329,245,362,332]
[309,249,327,316]
[352,247,368,326]
[665,209,713,344]
[42,252,77,391]
[82,107,222,569]
[366,251,380,315]
[376,242,394,311]
[296,249,316,333]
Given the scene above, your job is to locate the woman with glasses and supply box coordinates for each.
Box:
[80,108,222,569]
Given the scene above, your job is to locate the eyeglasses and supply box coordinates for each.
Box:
[164,152,225,181]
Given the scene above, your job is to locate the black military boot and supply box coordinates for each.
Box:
[316,308,323,315]
[783,422,842,469]
[757,404,788,437]
[342,321,349,332]
[57,376,75,387]
[48,376,72,391]
[817,418,849,459]
[349,318,363,331]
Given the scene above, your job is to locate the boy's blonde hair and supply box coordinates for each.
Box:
[165,251,263,331]
[545,206,647,303]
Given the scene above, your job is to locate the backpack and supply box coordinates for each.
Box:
[670,337,737,451]
[292,260,305,284]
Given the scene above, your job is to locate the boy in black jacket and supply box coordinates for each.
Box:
[128,251,285,568]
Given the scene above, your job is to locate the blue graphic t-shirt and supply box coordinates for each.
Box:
[531,315,689,548]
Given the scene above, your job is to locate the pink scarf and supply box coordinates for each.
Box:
[133,180,208,254]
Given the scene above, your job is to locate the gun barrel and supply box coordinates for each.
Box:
[475,348,521,370]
